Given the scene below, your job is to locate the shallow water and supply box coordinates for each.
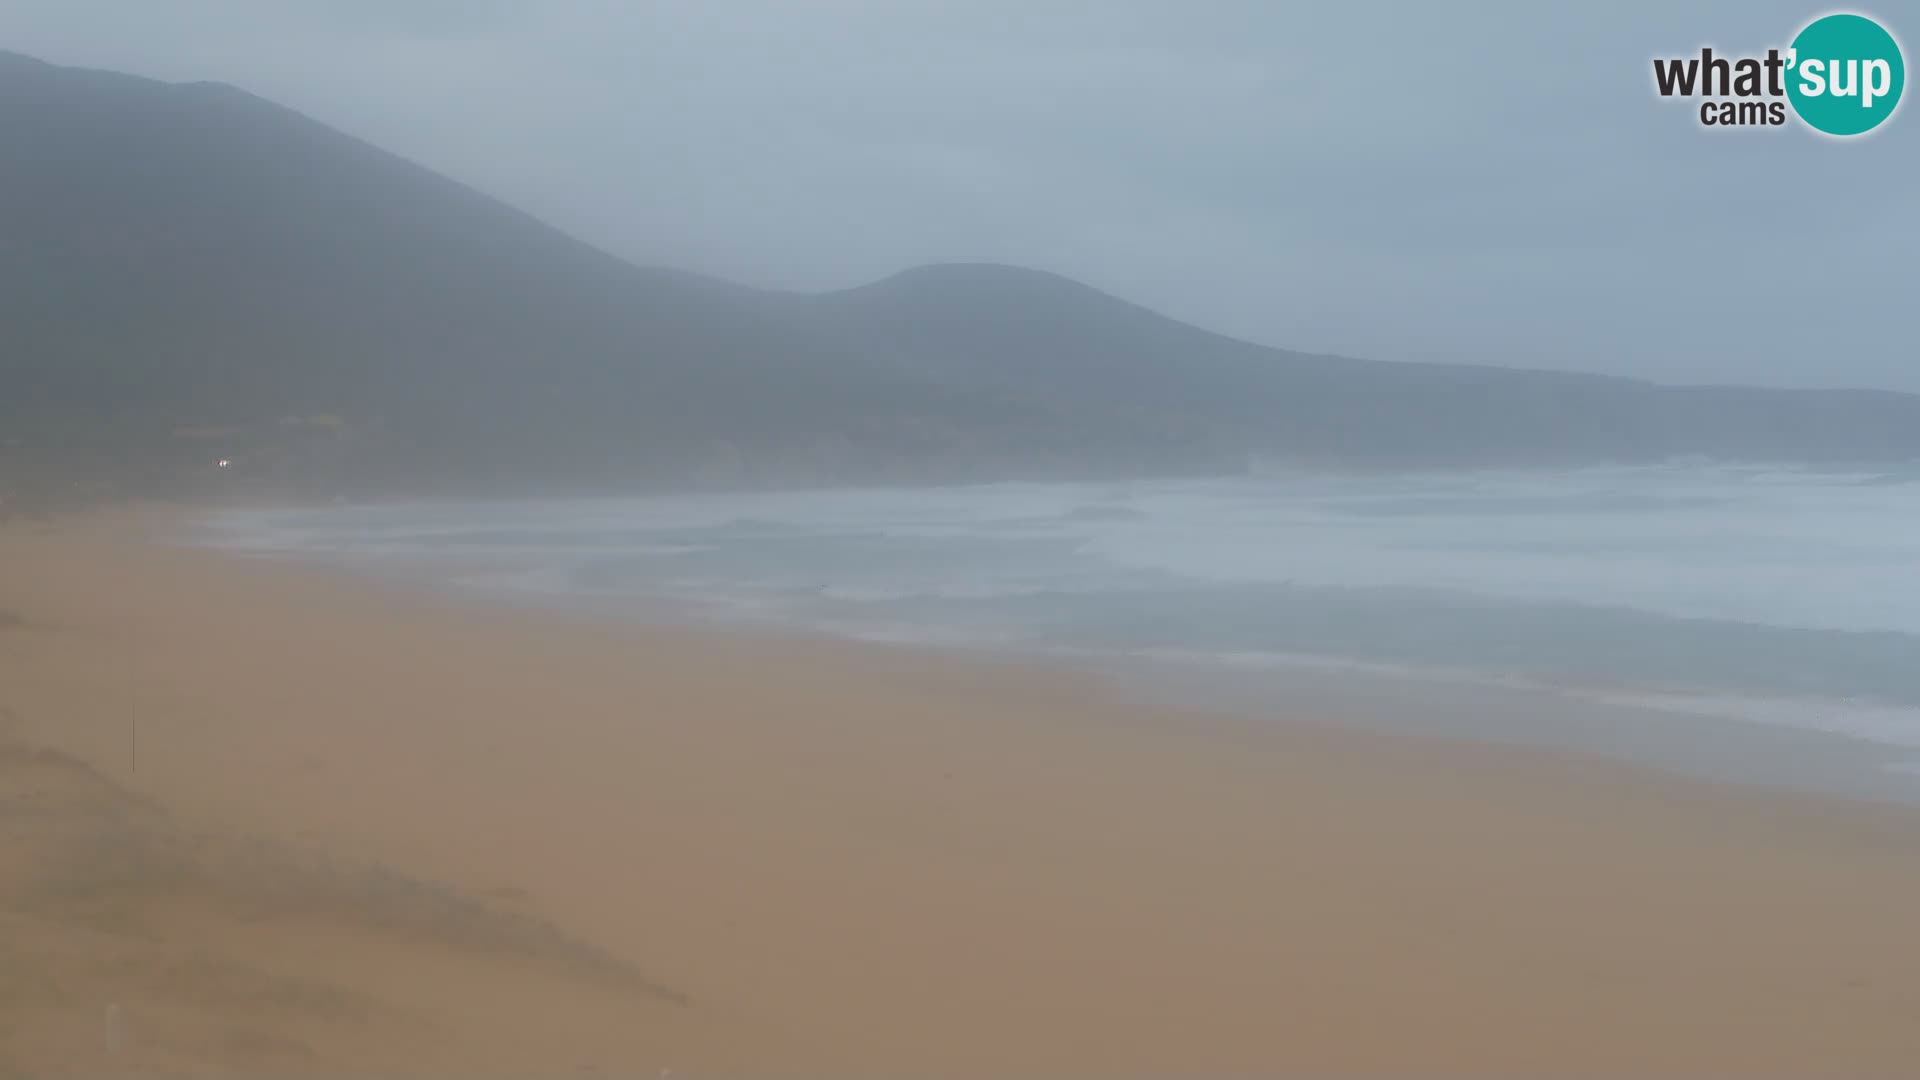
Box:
[207,462,1920,796]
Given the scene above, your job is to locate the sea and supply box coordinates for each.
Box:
[203,461,1920,802]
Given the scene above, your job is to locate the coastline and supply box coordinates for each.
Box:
[195,486,1920,806]
[4,508,1920,1076]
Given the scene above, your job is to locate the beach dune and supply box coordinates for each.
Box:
[2,511,1918,1077]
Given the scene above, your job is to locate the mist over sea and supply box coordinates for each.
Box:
[209,462,1920,795]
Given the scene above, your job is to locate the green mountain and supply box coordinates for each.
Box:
[4,50,1917,501]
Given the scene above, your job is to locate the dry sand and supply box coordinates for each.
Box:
[2,509,1919,1077]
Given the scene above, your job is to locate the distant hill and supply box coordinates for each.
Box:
[4,49,1918,501]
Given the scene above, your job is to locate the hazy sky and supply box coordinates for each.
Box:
[9,1,1916,389]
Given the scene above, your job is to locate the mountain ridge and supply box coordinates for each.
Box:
[4,49,1918,503]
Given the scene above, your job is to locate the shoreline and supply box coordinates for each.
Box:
[5,509,1920,1075]
[1110,650,1920,806]
[194,502,1920,808]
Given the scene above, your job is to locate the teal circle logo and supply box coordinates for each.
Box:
[1786,13,1905,135]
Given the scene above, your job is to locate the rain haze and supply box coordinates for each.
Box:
[9,4,1920,1078]
[9,0,1916,389]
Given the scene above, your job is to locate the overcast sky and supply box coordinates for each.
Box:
[9,1,1915,389]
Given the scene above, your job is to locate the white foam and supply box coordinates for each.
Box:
[1569,689,1920,751]
[200,464,1920,756]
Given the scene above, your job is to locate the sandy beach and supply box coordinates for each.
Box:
[3,509,1919,1078]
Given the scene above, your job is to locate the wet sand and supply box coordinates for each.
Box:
[3,509,1919,1077]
